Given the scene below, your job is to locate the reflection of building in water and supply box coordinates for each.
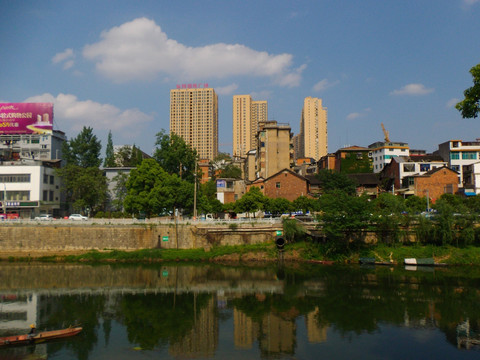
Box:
[457,319,480,349]
[0,293,38,331]
[169,296,218,357]
[260,313,296,355]
[306,307,327,343]
[234,308,259,349]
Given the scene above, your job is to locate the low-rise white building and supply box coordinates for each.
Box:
[368,141,410,173]
[0,160,62,218]
[437,139,480,189]
[462,162,480,195]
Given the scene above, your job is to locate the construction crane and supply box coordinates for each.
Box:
[381,123,390,142]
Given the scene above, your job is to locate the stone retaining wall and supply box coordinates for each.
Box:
[0,223,282,255]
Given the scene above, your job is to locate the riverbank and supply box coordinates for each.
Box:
[2,242,480,266]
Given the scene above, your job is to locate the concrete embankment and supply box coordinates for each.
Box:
[0,220,283,256]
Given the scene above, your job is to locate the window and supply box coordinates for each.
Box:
[276,182,281,188]
[43,174,48,184]
[420,164,430,172]
[403,164,415,172]
[451,165,460,172]
[0,174,31,183]
[450,153,460,160]
[462,151,477,160]
[50,175,54,185]
[43,190,48,201]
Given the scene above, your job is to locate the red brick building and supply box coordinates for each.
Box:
[413,166,459,203]
[248,169,309,201]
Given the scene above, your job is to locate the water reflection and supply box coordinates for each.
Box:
[0,263,479,359]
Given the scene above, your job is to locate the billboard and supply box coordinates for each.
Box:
[0,103,53,135]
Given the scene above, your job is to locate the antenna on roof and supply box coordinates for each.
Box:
[381,123,390,142]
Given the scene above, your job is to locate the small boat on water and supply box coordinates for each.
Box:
[404,258,446,266]
[0,326,82,347]
[359,257,393,266]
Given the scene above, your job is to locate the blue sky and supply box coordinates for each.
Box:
[1,0,479,157]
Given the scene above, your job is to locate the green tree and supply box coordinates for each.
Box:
[217,163,242,179]
[405,195,428,214]
[153,130,197,182]
[124,159,193,218]
[318,192,372,253]
[456,63,480,119]
[114,145,143,167]
[234,187,267,217]
[62,126,102,168]
[58,126,106,215]
[265,197,293,217]
[372,193,406,215]
[293,195,317,214]
[57,165,107,215]
[214,152,232,162]
[316,169,357,195]
[104,131,115,167]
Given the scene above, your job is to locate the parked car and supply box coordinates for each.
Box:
[68,214,88,221]
[35,214,54,221]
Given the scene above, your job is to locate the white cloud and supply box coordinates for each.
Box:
[23,93,153,138]
[215,83,239,96]
[313,78,339,92]
[463,0,480,5]
[250,90,272,100]
[446,98,460,108]
[83,17,305,86]
[390,83,434,96]
[52,48,74,64]
[346,108,371,120]
[63,60,74,70]
[346,112,361,120]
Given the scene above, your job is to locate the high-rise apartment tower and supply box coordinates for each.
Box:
[170,87,218,161]
[299,97,328,160]
[233,95,267,158]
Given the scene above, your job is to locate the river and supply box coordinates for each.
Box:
[0,262,479,359]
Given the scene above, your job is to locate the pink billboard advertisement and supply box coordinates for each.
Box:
[0,103,53,135]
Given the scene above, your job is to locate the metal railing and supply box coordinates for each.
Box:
[1,217,282,226]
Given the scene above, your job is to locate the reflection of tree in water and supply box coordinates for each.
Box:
[40,294,105,360]
[230,292,318,357]
[231,264,480,349]
[118,293,212,350]
[309,265,480,342]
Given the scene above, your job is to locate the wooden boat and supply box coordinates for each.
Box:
[359,257,376,265]
[0,326,82,347]
[404,258,435,266]
[359,257,393,266]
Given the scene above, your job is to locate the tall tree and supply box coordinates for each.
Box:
[58,126,105,215]
[104,131,115,168]
[114,145,144,167]
[124,159,193,218]
[153,130,197,182]
[58,165,107,215]
[62,126,102,168]
[456,63,480,119]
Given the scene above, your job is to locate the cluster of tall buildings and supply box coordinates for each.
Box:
[169,86,328,181]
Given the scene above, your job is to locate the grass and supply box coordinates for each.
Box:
[5,242,480,265]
